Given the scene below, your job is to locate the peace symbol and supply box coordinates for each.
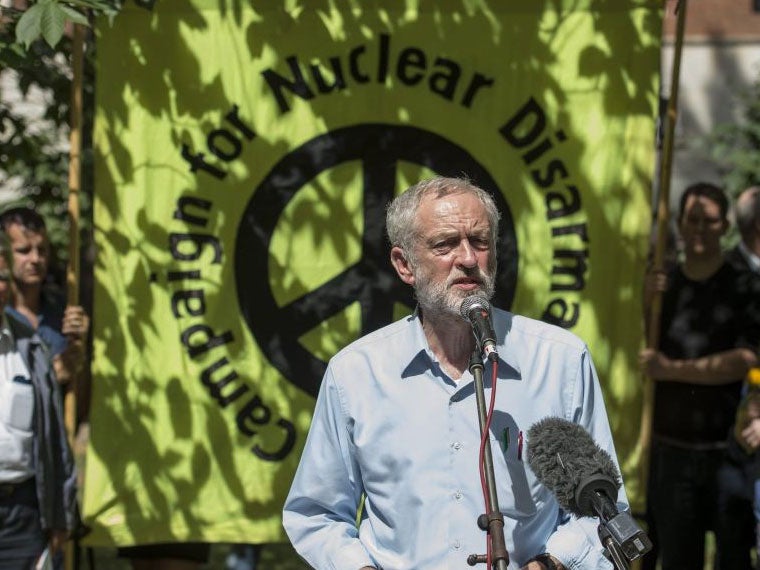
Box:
[235,124,518,397]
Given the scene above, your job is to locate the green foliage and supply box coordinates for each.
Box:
[704,73,760,199]
[14,0,120,48]
[0,5,100,277]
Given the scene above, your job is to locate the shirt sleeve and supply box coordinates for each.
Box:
[282,364,376,570]
[545,347,623,570]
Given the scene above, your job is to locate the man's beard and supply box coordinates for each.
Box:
[413,263,496,320]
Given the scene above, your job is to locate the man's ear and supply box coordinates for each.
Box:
[390,246,415,286]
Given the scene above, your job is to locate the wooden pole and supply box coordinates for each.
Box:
[64,22,85,570]
[637,0,688,507]
[65,22,84,447]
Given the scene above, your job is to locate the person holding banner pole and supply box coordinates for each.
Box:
[637,3,689,569]
[0,231,79,569]
[0,207,89,570]
[0,208,90,393]
[639,182,760,570]
[283,176,626,570]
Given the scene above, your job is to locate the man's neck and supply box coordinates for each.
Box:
[421,309,476,380]
[12,283,42,327]
[681,252,724,281]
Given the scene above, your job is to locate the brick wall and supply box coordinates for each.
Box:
[663,0,760,41]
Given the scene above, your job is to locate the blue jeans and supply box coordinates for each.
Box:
[0,479,47,570]
[647,440,755,570]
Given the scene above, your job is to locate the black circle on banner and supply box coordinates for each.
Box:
[235,124,518,397]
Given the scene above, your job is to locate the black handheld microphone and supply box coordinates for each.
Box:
[459,295,498,361]
[526,417,652,562]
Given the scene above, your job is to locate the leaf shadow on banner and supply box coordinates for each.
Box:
[89,1,298,545]
[239,1,660,501]
[87,0,660,544]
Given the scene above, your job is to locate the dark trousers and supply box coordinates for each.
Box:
[0,478,47,570]
[646,439,755,570]
[716,443,757,570]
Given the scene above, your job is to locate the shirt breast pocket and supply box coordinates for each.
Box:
[0,375,35,433]
[489,427,538,518]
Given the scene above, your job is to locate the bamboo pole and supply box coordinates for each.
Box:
[65,22,84,448]
[637,0,688,510]
[64,22,85,570]
[629,5,688,570]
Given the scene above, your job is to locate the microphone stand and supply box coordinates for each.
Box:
[467,350,509,570]
[598,525,630,570]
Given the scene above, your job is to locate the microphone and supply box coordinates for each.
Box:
[526,417,652,562]
[459,295,498,361]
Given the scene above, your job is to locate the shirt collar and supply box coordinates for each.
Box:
[0,324,14,352]
[398,306,520,381]
[738,241,760,274]
[399,309,436,379]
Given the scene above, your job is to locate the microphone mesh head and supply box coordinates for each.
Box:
[527,417,621,517]
[459,295,490,320]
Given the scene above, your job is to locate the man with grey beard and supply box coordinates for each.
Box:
[283,176,624,570]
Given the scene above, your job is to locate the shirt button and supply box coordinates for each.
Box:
[453,540,461,550]
[454,491,463,500]
[453,441,462,450]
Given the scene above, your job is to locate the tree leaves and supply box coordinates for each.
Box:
[704,75,760,197]
[15,4,45,49]
[1,10,95,272]
[40,1,68,48]
[60,6,91,27]
[2,1,118,283]
[14,1,122,49]
[16,1,77,49]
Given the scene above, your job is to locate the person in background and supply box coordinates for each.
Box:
[640,182,760,570]
[0,231,78,569]
[0,207,89,387]
[283,176,626,570]
[725,184,760,568]
[726,185,760,275]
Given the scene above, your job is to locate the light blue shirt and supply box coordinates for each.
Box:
[283,308,626,570]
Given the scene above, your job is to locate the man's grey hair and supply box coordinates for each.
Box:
[386,176,501,263]
[735,186,760,240]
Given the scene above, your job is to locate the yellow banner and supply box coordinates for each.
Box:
[83,1,660,545]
